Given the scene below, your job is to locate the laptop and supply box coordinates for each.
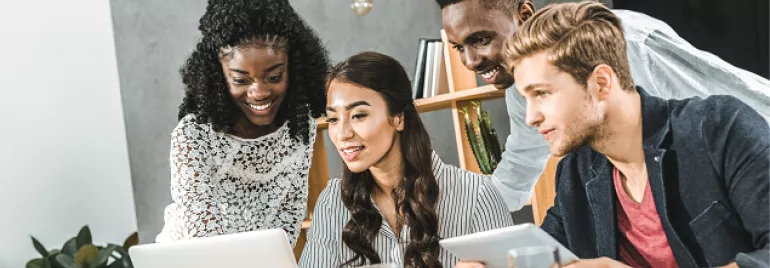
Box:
[129,228,298,268]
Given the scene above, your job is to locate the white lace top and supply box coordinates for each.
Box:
[156,114,315,247]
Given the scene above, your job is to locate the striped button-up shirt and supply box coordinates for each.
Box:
[298,152,513,268]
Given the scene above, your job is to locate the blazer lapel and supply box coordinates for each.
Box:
[585,156,618,259]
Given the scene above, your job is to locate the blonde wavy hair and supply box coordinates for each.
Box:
[502,1,635,91]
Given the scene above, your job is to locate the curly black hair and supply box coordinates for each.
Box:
[178,0,330,145]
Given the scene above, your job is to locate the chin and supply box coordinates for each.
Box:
[344,162,370,173]
[245,115,277,126]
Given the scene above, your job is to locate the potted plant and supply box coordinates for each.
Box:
[27,226,138,268]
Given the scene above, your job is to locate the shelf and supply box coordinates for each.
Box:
[316,85,503,130]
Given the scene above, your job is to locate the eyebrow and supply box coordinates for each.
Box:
[520,83,551,93]
[325,101,371,112]
[228,63,286,75]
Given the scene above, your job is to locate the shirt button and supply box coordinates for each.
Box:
[654,156,660,162]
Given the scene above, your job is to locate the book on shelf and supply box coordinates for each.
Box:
[412,38,445,99]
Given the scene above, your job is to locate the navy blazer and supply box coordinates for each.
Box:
[541,88,769,268]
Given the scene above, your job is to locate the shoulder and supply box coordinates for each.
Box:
[612,9,675,43]
[316,178,343,210]
[670,95,759,125]
[172,114,214,140]
[675,95,768,139]
[432,152,491,195]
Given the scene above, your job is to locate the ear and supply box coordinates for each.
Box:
[517,0,536,25]
[589,64,614,100]
[394,113,405,131]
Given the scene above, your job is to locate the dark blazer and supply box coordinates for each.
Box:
[541,87,769,268]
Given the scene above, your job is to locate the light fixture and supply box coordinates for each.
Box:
[351,0,372,16]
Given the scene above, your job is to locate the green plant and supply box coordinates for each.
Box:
[27,226,138,268]
[461,101,503,175]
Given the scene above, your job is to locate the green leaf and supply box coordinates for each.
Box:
[76,226,92,249]
[55,254,76,268]
[74,244,98,265]
[122,232,138,252]
[61,238,78,257]
[26,258,46,268]
[474,104,492,174]
[49,249,61,256]
[31,236,49,258]
[463,107,485,173]
[88,244,116,268]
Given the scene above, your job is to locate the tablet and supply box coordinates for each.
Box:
[439,223,579,268]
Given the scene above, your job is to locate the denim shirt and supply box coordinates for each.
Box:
[492,9,770,212]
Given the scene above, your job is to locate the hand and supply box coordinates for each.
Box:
[717,262,739,268]
[563,257,631,268]
[455,260,486,268]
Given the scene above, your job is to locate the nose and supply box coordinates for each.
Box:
[333,117,355,143]
[247,82,271,100]
[461,48,483,72]
[525,100,543,128]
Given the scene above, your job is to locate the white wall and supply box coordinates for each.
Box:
[0,1,137,267]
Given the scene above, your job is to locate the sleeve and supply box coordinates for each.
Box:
[471,177,516,232]
[298,180,343,268]
[539,161,567,247]
[491,89,552,212]
[161,119,224,241]
[702,96,769,267]
[274,167,309,248]
[624,23,770,123]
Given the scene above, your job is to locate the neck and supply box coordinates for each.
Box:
[234,116,276,139]
[591,89,645,169]
[369,138,404,198]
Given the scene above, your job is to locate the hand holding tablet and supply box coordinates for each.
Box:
[440,223,579,268]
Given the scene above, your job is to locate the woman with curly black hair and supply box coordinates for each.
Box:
[155,0,329,247]
[298,52,513,268]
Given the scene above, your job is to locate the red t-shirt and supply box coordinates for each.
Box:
[613,167,678,268]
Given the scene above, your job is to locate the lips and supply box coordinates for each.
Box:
[478,65,502,84]
[540,128,555,141]
[244,100,275,115]
[339,145,365,161]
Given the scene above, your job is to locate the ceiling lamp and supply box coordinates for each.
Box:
[351,0,373,16]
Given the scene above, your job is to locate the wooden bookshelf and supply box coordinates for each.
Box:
[293,29,558,260]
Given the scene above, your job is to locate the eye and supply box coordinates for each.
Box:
[473,37,491,47]
[452,44,464,53]
[232,78,251,85]
[326,117,338,124]
[352,113,367,120]
[536,91,551,98]
[266,73,284,83]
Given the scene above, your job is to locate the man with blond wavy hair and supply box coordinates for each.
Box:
[457,2,769,268]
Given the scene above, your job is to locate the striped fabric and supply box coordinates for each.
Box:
[299,152,514,268]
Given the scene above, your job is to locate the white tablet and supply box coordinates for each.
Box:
[439,223,579,268]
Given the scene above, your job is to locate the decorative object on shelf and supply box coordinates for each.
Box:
[351,0,372,16]
[461,101,503,174]
[26,226,138,268]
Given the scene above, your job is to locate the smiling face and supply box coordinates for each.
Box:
[220,41,288,128]
[514,51,606,157]
[442,0,531,89]
[325,80,404,173]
